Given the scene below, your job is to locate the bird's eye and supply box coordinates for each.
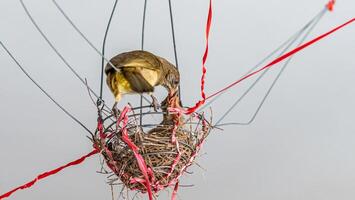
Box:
[174,80,179,84]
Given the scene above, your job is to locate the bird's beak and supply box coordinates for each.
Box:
[169,90,183,107]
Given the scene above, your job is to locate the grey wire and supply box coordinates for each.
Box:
[19,0,103,108]
[215,8,327,127]
[141,0,148,50]
[168,0,182,100]
[52,0,118,72]
[100,0,119,99]
[215,12,320,125]
[168,0,179,70]
[0,41,93,135]
[140,0,148,126]
[197,35,294,112]
[52,0,152,105]
[198,9,326,113]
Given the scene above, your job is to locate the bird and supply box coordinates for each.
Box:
[105,50,180,112]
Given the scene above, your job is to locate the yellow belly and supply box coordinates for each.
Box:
[115,73,133,94]
[107,70,159,102]
[108,72,133,102]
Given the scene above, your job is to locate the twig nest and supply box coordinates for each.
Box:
[92,105,211,194]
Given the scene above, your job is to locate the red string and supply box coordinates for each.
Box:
[186,0,212,114]
[118,106,153,200]
[185,0,347,115]
[205,17,355,100]
[0,149,99,200]
[171,180,179,200]
[326,0,336,11]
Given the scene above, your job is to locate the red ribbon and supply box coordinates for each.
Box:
[205,17,355,101]
[118,106,153,200]
[171,181,179,200]
[186,1,353,115]
[0,149,99,199]
[186,0,212,114]
[326,0,336,11]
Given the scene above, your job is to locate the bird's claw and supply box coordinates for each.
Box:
[150,95,161,112]
[112,103,120,117]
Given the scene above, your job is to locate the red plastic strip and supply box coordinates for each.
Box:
[185,2,349,115]
[97,117,120,173]
[204,17,355,101]
[164,114,208,189]
[118,106,153,200]
[326,0,336,11]
[163,108,182,180]
[171,181,179,200]
[186,0,212,114]
[0,149,99,199]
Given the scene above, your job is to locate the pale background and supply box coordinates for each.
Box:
[0,0,355,199]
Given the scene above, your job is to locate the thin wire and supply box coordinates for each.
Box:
[52,0,152,105]
[198,9,326,112]
[206,16,354,102]
[52,0,117,72]
[215,8,327,126]
[140,0,148,126]
[141,0,148,50]
[168,0,179,69]
[214,10,324,125]
[234,9,326,126]
[100,0,119,100]
[168,0,181,99]
[198,34,296,112]
[0,41,93,135]
[19,0,103,108]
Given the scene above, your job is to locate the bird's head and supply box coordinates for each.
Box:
[156,56,180,95]
[163,64,180,96]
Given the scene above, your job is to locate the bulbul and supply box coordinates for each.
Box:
[105,50,180,110]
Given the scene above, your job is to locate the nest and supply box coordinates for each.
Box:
[92,102,212,194]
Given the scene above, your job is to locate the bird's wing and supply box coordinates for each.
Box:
[106,50,163,93]
[121,67,156,93]
[110,50,162,71]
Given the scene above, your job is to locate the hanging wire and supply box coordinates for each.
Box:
[168,0,179,70]
[168,0,181,99]
[100,0,119,101]
[139,0,148,126]
[141,0,148,50]
[198,8,326,113]
[52,0,117,72]
[139,0,180,124]
[18,0,107,109]
[0,41,93,136]
[51,0,152,106]
[215,10,324,125]
[215,8,327,127]
[197,27,307,112]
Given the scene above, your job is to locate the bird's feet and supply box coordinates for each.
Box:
[112,102,121,118]
[150,95,161,112]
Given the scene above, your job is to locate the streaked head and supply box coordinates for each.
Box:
[164,65,180,94]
